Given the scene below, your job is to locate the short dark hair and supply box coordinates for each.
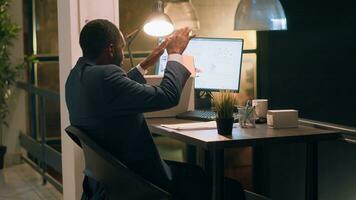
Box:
[79,19,121,59]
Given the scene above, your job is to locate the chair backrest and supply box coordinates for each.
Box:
[65,126,171,200]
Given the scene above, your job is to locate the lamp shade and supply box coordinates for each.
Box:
[164,0,200,30]
[234,0,287,31]
[143,12,174,37]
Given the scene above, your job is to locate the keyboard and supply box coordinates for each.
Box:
[176,110,217,121]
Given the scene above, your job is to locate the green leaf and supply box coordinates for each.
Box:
[0,0,24,126]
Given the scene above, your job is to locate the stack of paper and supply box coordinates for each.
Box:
[161,121,238,130]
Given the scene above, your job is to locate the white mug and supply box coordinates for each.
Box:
[252,99,268,118]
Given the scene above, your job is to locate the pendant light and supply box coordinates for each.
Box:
[234,0,287,31]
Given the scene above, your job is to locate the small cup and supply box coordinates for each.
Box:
[252,99,268,118]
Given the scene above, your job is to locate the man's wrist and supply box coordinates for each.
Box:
[167,50,182,55]
[139,61,149,70]
[136,64,148,75]
[168,54,183,64]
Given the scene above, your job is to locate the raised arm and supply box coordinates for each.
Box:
[104,61,190,114]
[126,36,171,83]
[104,27,194,115]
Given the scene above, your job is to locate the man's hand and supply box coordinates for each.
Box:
[139,38,170,70]
[167,27,195,55]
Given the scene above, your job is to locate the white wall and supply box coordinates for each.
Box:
[58,0,119,199]
[3,0,27,167]
[58,1,84,199]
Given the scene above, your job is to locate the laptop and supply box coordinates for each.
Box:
[144,75,195,118]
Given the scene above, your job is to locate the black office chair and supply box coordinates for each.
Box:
[65,126,171,200]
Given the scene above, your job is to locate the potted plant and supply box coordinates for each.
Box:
[211,91,238,135]
[0,0,23,169]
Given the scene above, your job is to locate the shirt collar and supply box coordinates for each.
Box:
[77,57,96,67]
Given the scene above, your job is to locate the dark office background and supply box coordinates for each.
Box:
[257,0,356,127]
[254,0,356,200]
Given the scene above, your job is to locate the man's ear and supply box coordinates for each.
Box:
[107,44,114,57]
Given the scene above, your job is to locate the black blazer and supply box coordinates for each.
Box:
[65,57,191,190]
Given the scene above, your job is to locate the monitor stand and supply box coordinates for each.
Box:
[195,90,212,110]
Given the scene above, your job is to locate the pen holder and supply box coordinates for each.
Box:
[237,106,256,128]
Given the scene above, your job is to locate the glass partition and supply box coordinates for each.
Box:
[35,0,59,55]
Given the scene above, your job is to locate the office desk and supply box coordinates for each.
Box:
[147,118,341,200]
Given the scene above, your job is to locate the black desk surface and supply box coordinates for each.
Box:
[147,118,341,149]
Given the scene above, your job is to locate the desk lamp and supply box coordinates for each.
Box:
[127,0,174,67]
[234,0,287,31]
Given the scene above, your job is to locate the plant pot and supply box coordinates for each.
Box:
[216,118,234,135]
[0,145,6,169]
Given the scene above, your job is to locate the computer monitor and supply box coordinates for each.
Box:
[156,37,244,92]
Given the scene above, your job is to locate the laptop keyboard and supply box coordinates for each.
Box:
[176,110,217,121]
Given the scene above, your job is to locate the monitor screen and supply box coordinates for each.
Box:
[156,37,244,91]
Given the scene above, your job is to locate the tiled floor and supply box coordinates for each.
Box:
[0,164,62,200]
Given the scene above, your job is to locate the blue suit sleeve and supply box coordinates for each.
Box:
[104,61,191,114]
[127,67,147,84]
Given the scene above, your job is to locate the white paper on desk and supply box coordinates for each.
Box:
[161,121,238,130]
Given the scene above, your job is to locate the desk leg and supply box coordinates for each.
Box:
[186,145,197,164]
[211,149,224,200]
[306,142,318,200]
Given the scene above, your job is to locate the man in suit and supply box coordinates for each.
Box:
[66,19,245,200]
